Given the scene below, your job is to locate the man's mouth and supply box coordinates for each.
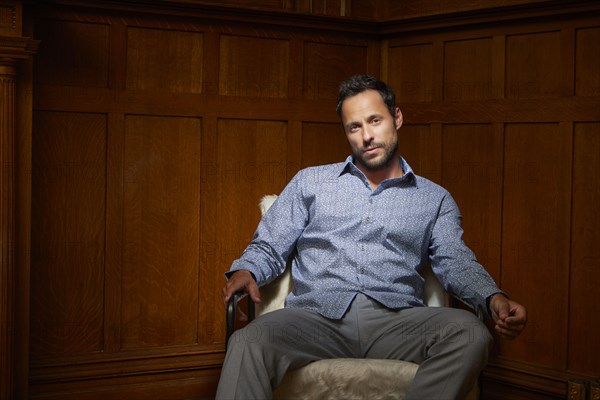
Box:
[363,146,381,154]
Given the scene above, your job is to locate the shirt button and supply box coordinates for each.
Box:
[365,217,371,223]
[369,199,373,204]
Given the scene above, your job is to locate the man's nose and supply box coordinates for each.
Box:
[362,125,374,142]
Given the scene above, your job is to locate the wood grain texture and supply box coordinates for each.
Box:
[575,27,600,96]
[33,19,109,87]
[569,122,600,376]
[500,122,572,369]
[203,118,289,343]
[126,27,203,93]
[1,62,17,400]
[398,124,441,184]
[444,38,495,101]
[506,31,561,99]
[388,43,435,103]
[31,111,107,357]
[121,115,201,350]
[303,42,369,100]
[219,35,289,98]
[441,124,503,282]
[301,122,348,167]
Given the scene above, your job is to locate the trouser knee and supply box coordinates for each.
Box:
[445,311,493,365]
[228,321,274,350]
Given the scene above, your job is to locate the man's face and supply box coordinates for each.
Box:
[340,90,403,172]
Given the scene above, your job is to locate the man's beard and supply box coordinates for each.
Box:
[353,136,398,171]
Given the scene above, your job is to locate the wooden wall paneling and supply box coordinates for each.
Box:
[199,116,219,346]
[31,111,108,358]
[398,124,442,184]
[108,18,127,91]
[569,122,600,377]
[575,26,600,96]
[30,367,222,400]
[383,0,558,20]
[492,35,506,100]
[432,41,444,102]
[387,42,435,103]
[505,30,562,99]
[288,38,304,100]
[500,122,572,369]
[300,122,347,168]
[126,26,203,93]
[219,34,290,98]
[443,37,494,101]
[104,113,124,354]
[366,37,381,77]
[348,0,377,20]
[441,123,503,282]
[202,31,220,96]
[214,118,288,252]
[303,41,369,100]
[121,115,202,350]
[33,18,109,87]
[206,118,289,343]
[287,120,302,177]
[311,0,344,16]
[379,38,389,80]
[560,28,575,97]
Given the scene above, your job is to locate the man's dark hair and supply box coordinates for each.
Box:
[336,75,397,119]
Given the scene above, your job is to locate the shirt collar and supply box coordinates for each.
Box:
[338,155,417,188]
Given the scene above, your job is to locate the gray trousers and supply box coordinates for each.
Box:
[216,293,492,400]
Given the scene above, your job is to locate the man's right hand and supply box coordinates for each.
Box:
[221,270,261,309]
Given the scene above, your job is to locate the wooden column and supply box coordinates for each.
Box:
[0,60,17,400]
[0,1,37,399]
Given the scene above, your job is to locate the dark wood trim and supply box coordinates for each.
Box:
[1,3,38,399]
[483,358,599,399]
[26,0,600,37]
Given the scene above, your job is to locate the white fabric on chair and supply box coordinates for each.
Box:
[274,359,418,400]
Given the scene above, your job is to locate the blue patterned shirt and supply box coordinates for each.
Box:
[229,156,501,319]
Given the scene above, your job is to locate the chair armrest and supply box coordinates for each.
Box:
[225,291,256,350]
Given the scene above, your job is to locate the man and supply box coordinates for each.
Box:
[217,75,527,399]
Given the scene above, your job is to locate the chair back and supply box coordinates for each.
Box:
[255,195,447,317]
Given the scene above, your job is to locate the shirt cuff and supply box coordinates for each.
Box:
[486,291,508,316]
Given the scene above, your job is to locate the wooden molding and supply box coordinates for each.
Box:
[0,0,38,61]
[0,4,38,400]
[28,0,600,36]
[30,350,225,385]
[483,358,600,398]
[1,58,17,400]
[0,1,21,36]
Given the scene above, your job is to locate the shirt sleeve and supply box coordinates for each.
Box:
[428,191,504,316]
[226,170,309,286]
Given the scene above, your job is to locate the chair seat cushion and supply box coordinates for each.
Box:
[273,358,418,400]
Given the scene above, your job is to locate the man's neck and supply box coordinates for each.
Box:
[358,157,404,190]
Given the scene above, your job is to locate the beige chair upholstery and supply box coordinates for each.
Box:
[226,195,479,400]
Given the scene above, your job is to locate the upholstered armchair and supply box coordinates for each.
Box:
[226,195,480,400]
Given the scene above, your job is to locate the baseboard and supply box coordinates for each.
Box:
[481,358,598,400]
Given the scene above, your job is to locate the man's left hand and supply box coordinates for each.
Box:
[489,294,527,340]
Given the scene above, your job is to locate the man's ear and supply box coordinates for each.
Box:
[395,107,403,130]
